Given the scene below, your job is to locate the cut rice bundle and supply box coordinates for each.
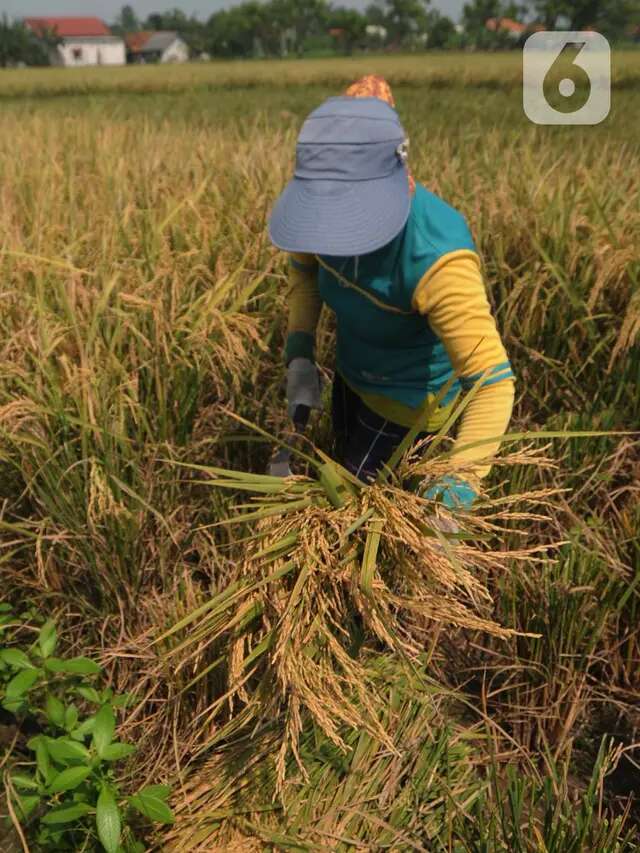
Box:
[158,443,552,790]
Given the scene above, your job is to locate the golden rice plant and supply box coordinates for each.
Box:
[0,67,639,849]
[153,383,572,790]
[164,649,636,851]
[0,51,639,99]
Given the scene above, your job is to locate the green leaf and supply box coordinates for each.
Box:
[0,603,12,612]
[38,620,57,658]
[27,734,42,750]
[65,703,79,731]
[101,742,135,761]
[13,793,40,820]
[45,693,66,727]
[70,715,96,741]
[360,518,383,597]
[42,801,92,824]
[45,656,101,675]
[0,648,35,669]
[10,773,38,790]
[139,784,171,801]
[111,692,135,709]
[4,667,40,698]
[129,789,175,825]
[75,685,101,703]
[48,764,92,793]
[93,704,115,758]
[30,735,53,784]
[96,785,121,853]
[45,736,91,763]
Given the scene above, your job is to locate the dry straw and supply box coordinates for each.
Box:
[157,391,562,792]
[0,78,638,849]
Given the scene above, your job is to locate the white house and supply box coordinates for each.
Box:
[125,31,189,64]
[24,17,126,66]
[365,24,388,41]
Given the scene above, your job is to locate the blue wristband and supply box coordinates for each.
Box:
[423,475,476,510]
[285,331,315,365]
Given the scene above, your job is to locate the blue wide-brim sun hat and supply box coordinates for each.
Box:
[268,96,411,257]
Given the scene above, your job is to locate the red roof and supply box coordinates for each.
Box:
[485,17,526,33]
[125,31,153,52]
[24,17,111,38]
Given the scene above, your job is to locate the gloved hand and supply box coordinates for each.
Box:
[427,514,460,535]
[423,475,476,510]
[286,357,322,421]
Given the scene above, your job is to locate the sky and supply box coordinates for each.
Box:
[5,0,466,24]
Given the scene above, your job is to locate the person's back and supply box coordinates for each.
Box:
[316,181,479,410]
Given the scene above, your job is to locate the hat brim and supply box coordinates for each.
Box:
[268,168,411,257]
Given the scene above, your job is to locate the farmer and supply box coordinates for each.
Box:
[268,76,515,509]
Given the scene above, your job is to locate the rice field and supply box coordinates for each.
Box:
[1,50,639,98]
[0,54,639,850]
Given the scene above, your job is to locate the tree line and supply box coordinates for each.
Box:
[0,15,55,67]
[1,0,638,67]
[112,0,640,57]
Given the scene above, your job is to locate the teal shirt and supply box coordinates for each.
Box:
[316,182,477,409]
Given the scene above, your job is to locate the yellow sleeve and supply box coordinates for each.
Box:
[285,252,322,363]
[413,252,515,478]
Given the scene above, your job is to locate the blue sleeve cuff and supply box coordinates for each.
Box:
[424,475,476,510]
[289,257,317,273]
[460,360,514,391]
[285,331,315,365]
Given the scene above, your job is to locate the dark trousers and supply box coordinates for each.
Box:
[331,372,431,483]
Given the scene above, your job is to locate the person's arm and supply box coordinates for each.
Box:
[285,253,322,364]
[413,253,515,483]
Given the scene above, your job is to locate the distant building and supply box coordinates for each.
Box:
[125,31,189,64]
[280,27,296,56]
[365,24,388,41]
[485,17,527,38]
[484,17,545,42]
[24,17,126,66]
